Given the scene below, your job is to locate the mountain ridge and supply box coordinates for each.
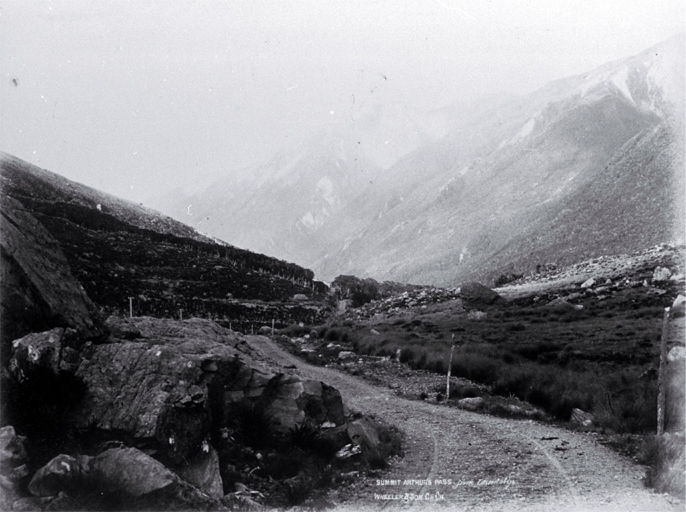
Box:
[151,36,684,286]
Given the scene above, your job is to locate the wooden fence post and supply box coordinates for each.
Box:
[447,334,456,399]
[657,306,671,435]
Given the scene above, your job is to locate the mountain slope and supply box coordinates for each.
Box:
[152,36,685,287]
[1,154,327,330]
[313,36,685,285]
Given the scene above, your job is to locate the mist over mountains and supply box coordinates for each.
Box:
[150,36,685,286]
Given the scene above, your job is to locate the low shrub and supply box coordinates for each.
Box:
[284,476,315,506]
[639,434,685,498]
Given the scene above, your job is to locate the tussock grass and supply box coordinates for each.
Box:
[639,434,686,498]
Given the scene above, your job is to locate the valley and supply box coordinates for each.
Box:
[0,33,685,512]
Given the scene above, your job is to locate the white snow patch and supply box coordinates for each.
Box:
[316,176,336,206]
[301,212,316,228]
[610,67,634,104]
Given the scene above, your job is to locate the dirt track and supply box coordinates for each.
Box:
[246,335,682,511]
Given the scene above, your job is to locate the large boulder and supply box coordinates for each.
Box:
[459,282,505,308]
[75,317,346,463]
[28,447,223,510]
[10,328,82,378]
[28,454,86,497]
[261,374,346,433]
[0,195,106,356]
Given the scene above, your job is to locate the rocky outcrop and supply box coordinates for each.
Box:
[73,316,345,463]
[0,195,106,355]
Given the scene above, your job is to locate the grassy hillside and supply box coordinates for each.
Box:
[1,154,328,331]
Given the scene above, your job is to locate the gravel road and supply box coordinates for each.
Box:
[246,335,682,511]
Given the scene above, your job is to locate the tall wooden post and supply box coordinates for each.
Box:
[128,297,133,318]
[272,319,275,337]
[657,307,671,435]
[447,334,456,399]
[179,309,183,321]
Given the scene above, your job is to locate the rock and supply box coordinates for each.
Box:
[76,317,346,459]
[9,328,80,378]
[370,329,380,335]
[668,346,686,363]
[0,426,28,473]
[459,282,505,307]
[580,278,596,289]
[75,338,214,465]
[173,446,223,499]
[261,374,345,433]
[27,448,221,509]
[292,294,308,302]
[0,195,106,355]
[338,351,356,360]
[104,316,141,340]
[347,417,380,451]
[257,326,272,335]
[88,447,219,509]
[457,397,485,411]
[335,444,362,460]
[466,310,487,320]
[570,408,594,427]
[505,405,524,414]
[28,454,87,497]
[671,295,686,318]
[12,496,56,511]
[653,267,672,282]
[0,426,29,509]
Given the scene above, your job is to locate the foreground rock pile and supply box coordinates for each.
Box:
[2,316,365,509]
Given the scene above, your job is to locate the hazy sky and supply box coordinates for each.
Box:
[1,0,683,203]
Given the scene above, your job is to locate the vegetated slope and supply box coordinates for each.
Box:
[0,154,328,330]
[0,152,210,243]
[312,36,685,286]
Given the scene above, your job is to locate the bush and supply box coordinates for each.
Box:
[639,434,685,498]
[363,422,404,470]
[290,421,321,450]
[284,476,315,506]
